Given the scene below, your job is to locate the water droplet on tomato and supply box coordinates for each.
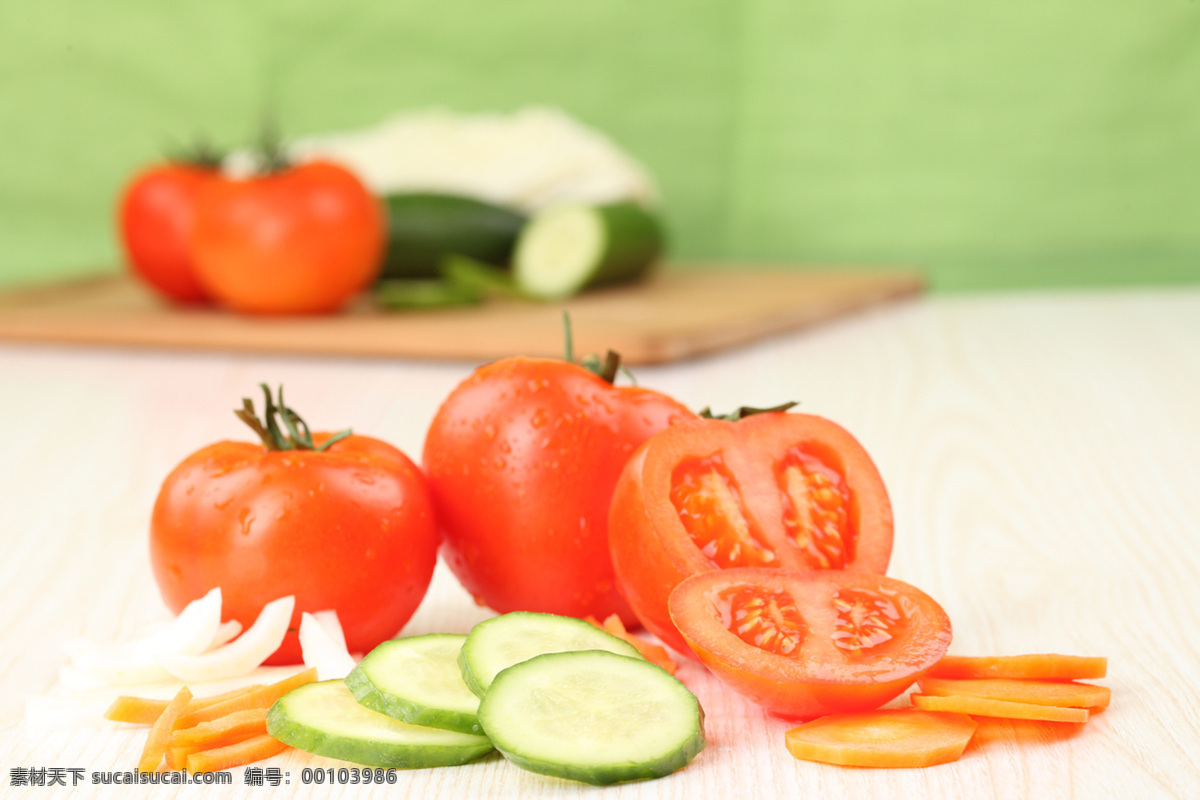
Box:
[499,440,512,454]
[493,457,507,469]
[530,409,548,428]
[484,424,496,440]
[237,508,255,537]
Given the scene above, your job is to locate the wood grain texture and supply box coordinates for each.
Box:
[0,267,921,365]
[1,288,1197,799]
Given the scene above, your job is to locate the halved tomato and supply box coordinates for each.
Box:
[609,412,893,654]
[669,568,951,718]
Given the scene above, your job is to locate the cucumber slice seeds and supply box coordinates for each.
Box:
[478,650,705,785]
[458,611,642,697]
[266,680,493,769]
[346,634,483,735]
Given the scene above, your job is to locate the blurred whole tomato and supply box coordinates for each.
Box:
[191,160,385,314]
[118,163,217,304]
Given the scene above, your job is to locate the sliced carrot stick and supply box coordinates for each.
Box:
[105,685,264,724]
[171,708,269,749]
[175,668,316,729]
[784,709,978,768]
[164,745,190,772]
[166,709,270,768]
[917,677,1110,709]
[137,686,193,773]
[185,734,288,774]
[584,615,677,675]
[911,693,1089,723]
[928,654,1107,681]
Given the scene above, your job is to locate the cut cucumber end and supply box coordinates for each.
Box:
[347,635,483,735]
[478,650,705,785]
[513,202,663,300]
[514,205,604,298]
[459,612,642,698]
[267,680,493,769]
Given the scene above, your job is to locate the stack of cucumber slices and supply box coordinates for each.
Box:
[267,612,706,785]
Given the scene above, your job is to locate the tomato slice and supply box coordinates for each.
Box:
[784,709,977,768]
[910,693,1089,723]
[928,654,1107,681]
[669,568,951,718]
[610,413,893,654]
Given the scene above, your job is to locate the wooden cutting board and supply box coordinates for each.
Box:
[0,266,921,364]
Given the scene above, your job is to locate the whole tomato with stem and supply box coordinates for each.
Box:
[150,385,438,664]
[191,145,384,314]
[423,326,694,625]
[118,153,220,304]
[609,406,894,655]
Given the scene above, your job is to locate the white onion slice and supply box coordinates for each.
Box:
[161,596,295,683]
[206,620,243,652]
[299,612,356,681]
[311,610,348,650]
[146,587,224,656]
[59,588,225,685]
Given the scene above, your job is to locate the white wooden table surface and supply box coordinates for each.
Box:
[1,288,1198,799]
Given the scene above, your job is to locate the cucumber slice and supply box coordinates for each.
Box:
[382,193,526,280]
[478,650,705,785]
[346,634,483,735]
[513,202,663,299]
[266,680,493,769]
[458,612,641,698]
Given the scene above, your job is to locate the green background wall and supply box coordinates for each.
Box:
[2,1,1198,290]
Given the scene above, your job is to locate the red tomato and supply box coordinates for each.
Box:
[118,164,216,303]
[670,568,952,718]
[609,412,893,654]
[191,161,384,314]
[423,356,693,624]
[150,390,438,664]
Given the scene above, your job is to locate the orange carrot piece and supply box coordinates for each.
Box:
[164,746,190,772]
[166,709,270,769]
[137,687,193,773]
[171,708,269,749]
[785,709,978,768]
[185,734,288,774]
[175,669,316,729]
[584,614,677,676]
[911,693,1089,723]
[105,696,169,725]
[105,685,265,724]
[929,654,1107,681]
[917,677,1110,709]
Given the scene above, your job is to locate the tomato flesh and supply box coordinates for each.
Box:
[831,588,904,657]
[671,457,776,568]
[779,448,853,569]
[670,568,951,718]
[721,586,807,656]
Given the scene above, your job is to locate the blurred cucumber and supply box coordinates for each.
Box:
[381,193,526,280]
[513,202,664,300]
